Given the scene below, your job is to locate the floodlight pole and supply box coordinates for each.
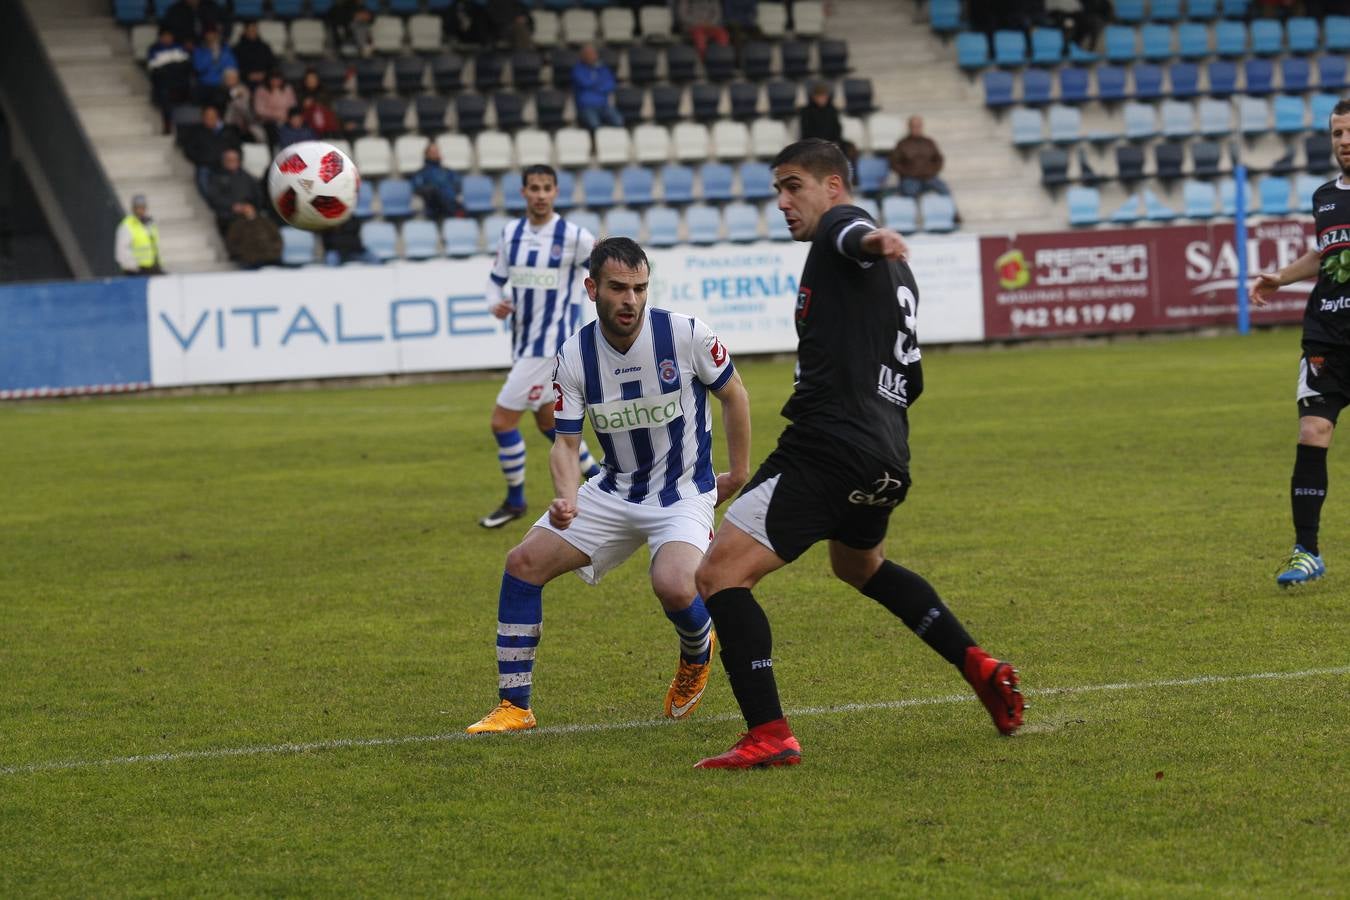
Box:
[1235,163,1250,336]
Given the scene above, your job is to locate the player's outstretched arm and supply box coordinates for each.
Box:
[548,432,583,529]
[1250,248,1320,307]
[712,371,751,506]
[859,227,910,262]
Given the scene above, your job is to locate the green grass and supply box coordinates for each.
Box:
[1,328,1346,897]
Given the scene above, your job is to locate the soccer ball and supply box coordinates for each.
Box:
[267,141,360,230]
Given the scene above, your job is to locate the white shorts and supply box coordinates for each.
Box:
[532,480,715,584]
[495,357,557,412]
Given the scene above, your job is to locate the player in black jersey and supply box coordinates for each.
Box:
[692,139,1023,769]
[1251,99,1350,587]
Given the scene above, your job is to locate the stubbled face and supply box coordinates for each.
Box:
[587,260,649,348]
[772,162,842,241]
[522,173,557,222]
[1334,112,1350,175]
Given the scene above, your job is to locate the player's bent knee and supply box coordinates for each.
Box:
[1299,417,1335,447]
[504,542,544,583]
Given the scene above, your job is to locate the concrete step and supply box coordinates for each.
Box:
[102,153,192,180]
[46,41,116,62]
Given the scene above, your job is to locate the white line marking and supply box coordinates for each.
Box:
[3,666,1345,777]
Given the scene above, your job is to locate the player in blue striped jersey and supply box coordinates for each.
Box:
[467,238,752,734]
[480,164,603,529]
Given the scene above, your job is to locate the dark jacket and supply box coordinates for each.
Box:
[798,102,842,145]
[232,36,276,82]
[181,122,243,168]
[889,134,944,180]
[205,168,263,222]
[226,215,282,267]
[160,0,224,44]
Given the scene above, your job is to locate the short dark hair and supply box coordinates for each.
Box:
[770,138,852,187]
[521,164,557,187]
[588,237,649,281]
[1333,98,1350,121]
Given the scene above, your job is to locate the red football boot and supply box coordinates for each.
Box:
[963,647,1024,736]
[694,718,802,769]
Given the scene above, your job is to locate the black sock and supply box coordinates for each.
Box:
[1292,443,1328,555]
[861,561,975,668]
[704,587,783,729]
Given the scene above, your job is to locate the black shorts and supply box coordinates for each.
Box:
[722,424,910,563]
[1297,345,1350,424]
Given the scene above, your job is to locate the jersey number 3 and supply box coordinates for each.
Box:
[893,286,920,365]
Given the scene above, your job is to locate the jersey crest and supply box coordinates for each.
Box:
[659,358,678,385]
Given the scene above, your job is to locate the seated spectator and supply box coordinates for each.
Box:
[225,207,283,268]
[572,44,622,130]
[232,20,275,87]
[889,115,952,198]
[115,194,165,276]
[326,0,361,54]
[146,27,193,134]
[161,0,224,47]
[192,26,237,103]
[301,94,341,138]
[798,82,857,174]
[322,217,369,265]
[474,0,533,49]
[299,67,332,105]
[221,68,266,144]
[722,0,758,48]
[342,7,376,57]
[253,70,297,145]
[408,143,463,220]
[205,147,265,231]
[181,104,244,179]
[277,107,316,149]
[674,0,730,59]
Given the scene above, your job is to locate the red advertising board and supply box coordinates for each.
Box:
[979,220,1314,339]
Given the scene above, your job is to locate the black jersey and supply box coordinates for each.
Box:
[1302,178,1350,348]
[780,204,923,471]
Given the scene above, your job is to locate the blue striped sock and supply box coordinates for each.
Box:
[494,429,526,508]
[496,572,543,708]
[666,595,712,664]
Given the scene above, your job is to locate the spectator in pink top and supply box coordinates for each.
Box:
[252,69,297,146]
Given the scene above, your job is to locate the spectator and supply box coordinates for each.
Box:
[322,217,369,265]
[146,27,193,134]
[301,94,341,138]
[326,0,361,53]
[115,195,164,276]
[889,115,952,198]
[298,68,334,106]
[253,69,297,145]
[221,68,266,144]
[276,106,316,149]
[798,81,858,175]
[232,20,276,87]
[192,26,238,103]
[225,207,283,268]
[722,0,758,48]
[572,44,623,130]
[408,143,463,220]
[181,104,244,177]
[345,7,375,57]
[204,147,264,232]
[475,0,533,49]
[160,0,224,46]
[673,0,730,59]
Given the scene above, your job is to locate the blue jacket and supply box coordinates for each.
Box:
[571,61,616,111]
[192,44,237,87]
[409,163,461,206]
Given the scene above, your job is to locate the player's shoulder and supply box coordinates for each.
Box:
[1313,179,1347,206]
[556,319,595,359]
[812,203,877,247]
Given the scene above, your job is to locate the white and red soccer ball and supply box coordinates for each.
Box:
[267,141,360,230]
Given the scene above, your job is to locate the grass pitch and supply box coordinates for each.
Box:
[1,328,1346,897]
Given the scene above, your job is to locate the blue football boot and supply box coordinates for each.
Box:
[1275,545,1326,587]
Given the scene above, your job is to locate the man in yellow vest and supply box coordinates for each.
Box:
[115,194,164,275]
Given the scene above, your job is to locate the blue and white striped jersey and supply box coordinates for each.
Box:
[487,213,596,360]
[552,308,735,507]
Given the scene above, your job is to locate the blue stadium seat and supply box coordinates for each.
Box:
[919,193,957,233]
[619,165,655,206]
[114,1,149,25]
[1221,0,1250,17]
[274,0,306,15]
[604,208,642,240]
[1022,68,1053,105]
[1151,0,1183,21]
[881,195,918,233]
[930,0,961,33]
[1187,0,1218,17]
[233,0,264,17]
[738,161,773,201]
[1192,140,1223,177]
[1296,173,1323,212]
[547,170,574,212]
[855,155,891,194]
[1217,177,1239,216]
[378,178,414,220]
[1134,64,1164,100]
[581,169,617,208]
[1141,24,1174,61]
[983,70,1015,108]
[1109,193,1142,224]
[442,218,479,257]
[1143,188,1178,221]
[1161,99,1196,138]
[698,162,735,202]
[1311,92,1340,125]
[1287,17,1320,55]
[1326,16,1350,52]
[481,214,509,253]
[1306,133,1335,174]
[360,222,398,262]
[1104,25,1138,62]
[1066,185,1101,226]
[659,163,695,204]
[993,30,1028,67]
[1183,180,1217,219]
[685,204,721,244]
[389,0,420,12]
[1317,56,1347,90]
[1067,41,1100,64]
[724,202,761,242]
[1059,66,1091,103]
[1198,98,1232,136]
[1208,61,1238,97]
[956,31,990,70]
[1048,104,1082,144]
[1123,101,1158,140]
[1258,176,1292,215]
[461,174,495,215]
[1169,62,1200,98]
[1010,107,1044,147]
[1281,58,1311,94]
[402,220,440,260]
[1237,96,1270,135]
[1097,65,1128,102]
[567,210,602,242]
[1244,58,1274,95]
[280,227,317,266]
[1031,27,1064,65]
[1273,95,1307,134]
[1115,0,1145,22]
[1040,147,1070,185]
[501,174,526,214]
[354,180,375,220]
[758,201,788,240]
[1250,19,1283,56]
[1215,21,1247,57]
[1177,23,1209,60]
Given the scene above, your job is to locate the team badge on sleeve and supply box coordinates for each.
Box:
[707,336,728,367]
[553,381,564,411]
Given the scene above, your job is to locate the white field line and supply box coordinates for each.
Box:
[3,666,1345,777]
